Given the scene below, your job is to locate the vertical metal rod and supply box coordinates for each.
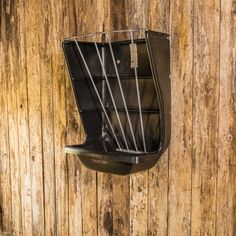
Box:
[130,31,147,152]
[74,39,121,149]
[107,33,138,152]
[92,35,130,151]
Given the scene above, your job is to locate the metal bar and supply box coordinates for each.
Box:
[65,28,149,40]
[107,33,138,152]
[130,31,147,152]
[92,35,130,151]
[74,39,122,149]
[116,148,144,154]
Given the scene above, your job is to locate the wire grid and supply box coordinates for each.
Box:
[71,29,159,154]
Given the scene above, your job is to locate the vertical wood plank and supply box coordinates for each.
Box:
[148,0,170,33]
[66,1,83,235]
[128,1,149,235]
[168,0,193,235]
[25,0,45,234]
[112,175,130,236]
[109,1,130,236]
[0,0,12,231]
[67,155,83,236]
[97,173,113,236]
[6,0,22,233]
[79,19,97,236]
[110,0,129,33]
[191,0,220,234]
[216,0,236,235]
[39,0,57,234]
[16,0,33,235]
[81,169,97,236]
[69,1,113,235]
[130,172,148,236]
[148,155,168,235]
[51,0,68,234]
[147,1,170,235]
[95,1,113,236]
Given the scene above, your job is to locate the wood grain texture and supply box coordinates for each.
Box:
[66,1,83,235]
[147,1,170,235]
[16,0,33,235]
[51,0,68,234]
[72,1,106,235]
[112,175,130,236]
[216,0,236,235]
[0,0,235,235]
[97,173,113,236]
[148,154,168,235]
[39,0,57,234]
[81,169,97,236]
[127,2,149,236]
[6,0,22,233]
[130,172,148,236]
[191,0,220,235]
[109,2,130,236]
[168,0,193,235]
[0,0,12,231]
[95,2,113,236]
[25,0,45,234]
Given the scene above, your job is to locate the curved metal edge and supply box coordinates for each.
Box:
[145,30,171,155]
[65,144,164,164]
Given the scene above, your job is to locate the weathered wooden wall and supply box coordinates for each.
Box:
[0,0,235,235]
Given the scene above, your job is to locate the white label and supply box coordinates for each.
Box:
[130,43,138,68]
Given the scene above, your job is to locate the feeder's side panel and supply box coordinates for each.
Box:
[146,31,170,153]
[63,42,103,143]
[191,0,220,234]
[168,0,193,235]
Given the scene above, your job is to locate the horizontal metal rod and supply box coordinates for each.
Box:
[64,28,148,40]
[116,148,144,154]
[80,108,160,113]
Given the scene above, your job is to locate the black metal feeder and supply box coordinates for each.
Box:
[62,29,171,175]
